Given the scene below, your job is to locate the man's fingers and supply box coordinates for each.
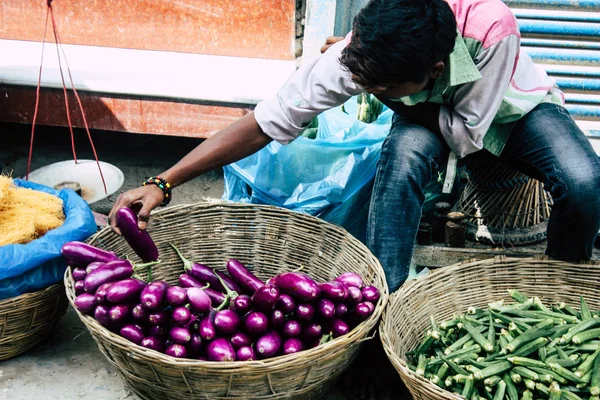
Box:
[136,202,154,230]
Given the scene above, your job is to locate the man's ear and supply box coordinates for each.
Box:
[430,61,445,80]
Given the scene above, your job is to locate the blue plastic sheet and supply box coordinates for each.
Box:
[223,96,393,241]
[0,179,97,300]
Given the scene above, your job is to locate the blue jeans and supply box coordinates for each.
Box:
[367,103,600,292]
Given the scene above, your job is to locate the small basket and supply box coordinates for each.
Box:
[379,256,600,400]
[65,202,388,400]
[0,282,68,361]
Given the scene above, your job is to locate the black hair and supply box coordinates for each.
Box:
[340,0,457,88]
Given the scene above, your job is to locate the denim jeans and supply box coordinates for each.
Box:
[367,103,600,292]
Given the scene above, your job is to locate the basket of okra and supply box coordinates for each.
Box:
[380,256,600,400]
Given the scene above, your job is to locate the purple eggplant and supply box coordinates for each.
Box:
[270,309,285,329]
[187,287,212,314]
[236,346,255,361]
[179,273,204,288]
[361,286,380,303]
[188,334,204,354]
[354,301,374,321]
[169,326,192,345]
[85,262,104,274]
[166,286,188,307]
[277,294,296,314]
[302,323,323,341]
[214,310,241,335]
[226,259,264,294]
[347,286,363,305]
[132,304,148,322]
[94,282,114,304]
[204,287,228,307]
[74,280,85,295]
[148,310,170,326]
[62,241,120,265]
[251,284,280,312]
[282,320,302,338]
[184,315,198,330]
[198,315,216,341]
[106,278,147,304]
[243,311,269,336]
[83,260,134,294]
[172,306,192,326]
[116,207,159,262]
[170,244,241,293]
[230,332,252,349]
[109,304,133,324]
[207,337,236,361]
[74,293,97,314]
[335,303,348,318]
[271,272,320,301]
[94,305,112,327]
[335,272,364,288]
[178,275,226,306]
[120,324,144,345]
[72,267,87,281]
[140,281,169,310]
[141,337,164,352]
[165,344,188,358]
[230,294,252,315]
[283,338,304,355]
[316,298,335,320]
[329,318,350,338]
[319,281,349,302]
[255,331,282,359]
[295,303,315,323]
[148,325,167,339]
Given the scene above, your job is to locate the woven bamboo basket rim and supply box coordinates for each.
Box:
[65,201,389,372]
[379,255,600,400]
[0,282,64,310]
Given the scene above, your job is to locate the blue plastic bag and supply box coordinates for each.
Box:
[223,96,393,241]
[0,179,97,300]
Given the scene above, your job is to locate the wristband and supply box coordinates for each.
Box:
[142,176,172,206]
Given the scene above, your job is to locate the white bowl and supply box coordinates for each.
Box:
[25,160,124,204]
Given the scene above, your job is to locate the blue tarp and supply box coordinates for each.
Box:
[0,179,97,300]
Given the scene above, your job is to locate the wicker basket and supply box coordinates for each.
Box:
[0,283,68,361]
[64,202,388,400]
[379,256,600,400]
[455,156,553,245]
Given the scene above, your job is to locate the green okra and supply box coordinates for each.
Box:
[493,380,506,400]
[461,317,495,353]
[547,362,586,384]
[503,373,519,400]
[512,366,540,382]
[581,296,592,321]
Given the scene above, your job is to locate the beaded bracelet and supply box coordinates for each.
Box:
[142,176,172,206]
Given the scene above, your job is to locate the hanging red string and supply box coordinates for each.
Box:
[26,0,107,195]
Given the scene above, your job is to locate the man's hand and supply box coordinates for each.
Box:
[320,36,345,54]
[108,185,164,234]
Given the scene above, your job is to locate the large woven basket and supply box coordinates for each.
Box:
[64,202,388,400]
[0,283,68,361]
[379,256,600,400]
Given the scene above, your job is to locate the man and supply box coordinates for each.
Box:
[109,0,600,295]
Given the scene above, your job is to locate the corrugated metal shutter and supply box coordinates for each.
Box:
[504,0,600,143]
